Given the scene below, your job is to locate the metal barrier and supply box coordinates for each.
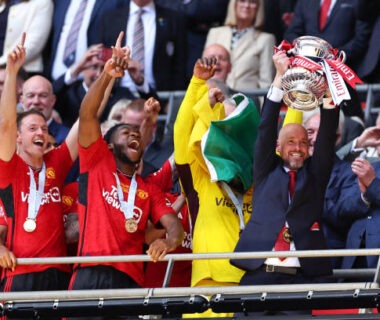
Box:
[1,249,380,317]
[157,83,380,130]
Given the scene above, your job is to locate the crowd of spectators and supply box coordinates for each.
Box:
[0,0,379,318]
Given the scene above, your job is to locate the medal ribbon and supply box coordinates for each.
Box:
[27,163,46,221]
[114,172,137,220]
[220,181,245,231]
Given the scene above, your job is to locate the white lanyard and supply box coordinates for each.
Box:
[221,181,245,230]
[114,172,137,220]
[27,163,46,221]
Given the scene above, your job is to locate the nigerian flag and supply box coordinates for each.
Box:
[201,93,261,192]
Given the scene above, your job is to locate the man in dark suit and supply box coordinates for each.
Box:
[326,158,380,278]
[53,47,157,126]
[44,0,127,80]
[284,0,371,71]
[93,0,187,93]
[231,50,339,315]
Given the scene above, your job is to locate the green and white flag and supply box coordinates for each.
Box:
[201,93,260,193]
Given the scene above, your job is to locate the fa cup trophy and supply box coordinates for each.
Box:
[280,36,347,111]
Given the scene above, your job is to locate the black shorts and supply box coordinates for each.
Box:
[70,265,140,290]
[69,266,141,320]
[1,267,70,292]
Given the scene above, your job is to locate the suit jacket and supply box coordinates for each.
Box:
[231,98,339,277]
[44,0,126,78]
[329,161,380,269]
[356,16,380,81]
[93,3,187,91]
[205,26,275,91]
[0,0,53,73]
[52,75,155,126]
[49,119,70,145]
[322,157,358,268]
[284,0,371,69]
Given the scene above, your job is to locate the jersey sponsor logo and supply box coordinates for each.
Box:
[21,186,62,204]
[181,231,192,249]
[119,182,148,200]
[215,197,252,214]
[102,186,143,223]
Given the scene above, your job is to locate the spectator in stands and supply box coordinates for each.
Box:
[263,0,297,44]
[356,1,380,112]
[69,32,184,300]
[45,0,127,80]
[284,0,371,72]
[337,113,380,163]
[93,0,187,94]
[53,45,156,126]
[174,55,261,318]
[205,0,275,92]
[156,0,229,80]
[20,75,70,145]
[202,44,232,95]
[0,63,29,112]
[231,50,339,316]
[338,158,380,278]
[0,0,53,75]
[303,108,357,270]
[0,34,79,294]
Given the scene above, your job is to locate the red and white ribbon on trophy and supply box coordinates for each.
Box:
[276,40,363,106]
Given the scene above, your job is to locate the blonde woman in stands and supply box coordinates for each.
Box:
[0,0,53,74]
[205,0,275,93]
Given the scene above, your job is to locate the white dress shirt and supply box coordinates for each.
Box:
[51,0,96,80]
[120,1,156,94]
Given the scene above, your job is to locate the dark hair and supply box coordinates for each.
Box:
[103,123,141,144]
[16,109,46,130]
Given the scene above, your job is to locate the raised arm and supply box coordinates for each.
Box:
[0,33,26,162]
[79,32,130,148]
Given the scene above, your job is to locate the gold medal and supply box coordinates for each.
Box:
[282,228,292,243]
[23,218,37,232]
[125,218,138,233]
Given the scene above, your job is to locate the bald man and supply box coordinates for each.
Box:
[231,50,340,316]
[20,75,69,144]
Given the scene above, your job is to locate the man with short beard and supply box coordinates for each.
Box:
[68,32,183,314]
[231,49,340,316]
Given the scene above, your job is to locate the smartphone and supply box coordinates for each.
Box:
[99,47,112,62]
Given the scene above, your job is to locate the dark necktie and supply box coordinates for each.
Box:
[274,170,297,260]
[132,8,145,73]
[319,0,331,29]
[63,0,88,67]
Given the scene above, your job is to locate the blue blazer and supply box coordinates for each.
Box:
[231,98,339,277]
[322,157,358,268]
[330,161,380,269]
[284,0,371,69]
[93,2,187,91]
[44,0,127,78]
[48,119,70,145]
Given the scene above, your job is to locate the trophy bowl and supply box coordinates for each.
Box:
[282,67,328,111]
[289,36,335,60]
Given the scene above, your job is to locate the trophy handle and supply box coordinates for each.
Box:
[337,50,346,63]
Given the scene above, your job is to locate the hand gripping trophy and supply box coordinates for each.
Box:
[277,36,363,111]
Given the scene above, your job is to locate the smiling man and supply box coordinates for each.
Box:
[0,34,79,294]
[231,49,340,316]
[68,32,183,307]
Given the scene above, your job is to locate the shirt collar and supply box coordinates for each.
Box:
[130,0,155,15]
